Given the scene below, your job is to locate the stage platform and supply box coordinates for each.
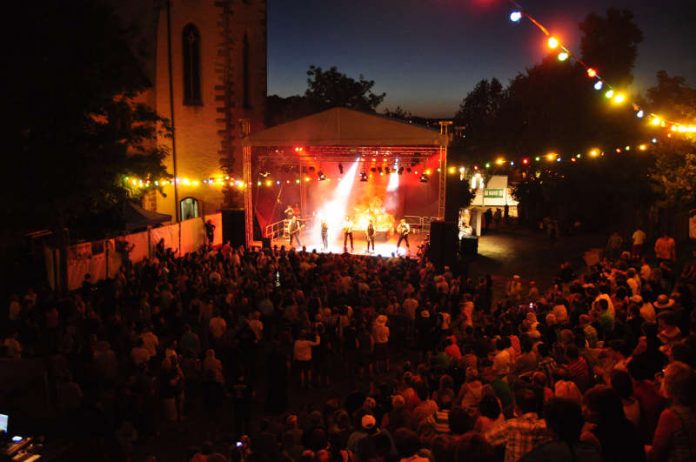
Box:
[271,232,426,258]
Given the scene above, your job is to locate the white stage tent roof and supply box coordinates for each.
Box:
[243,107,448,147]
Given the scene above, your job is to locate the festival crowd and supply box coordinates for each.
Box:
[2,232,696,462]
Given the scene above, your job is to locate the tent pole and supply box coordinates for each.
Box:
[243,144,253,247]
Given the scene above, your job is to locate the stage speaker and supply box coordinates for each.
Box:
[428,221,459,270]
[222,208,246,247]
[460,236,479,256]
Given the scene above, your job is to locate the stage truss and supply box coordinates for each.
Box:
[243,145,447,246]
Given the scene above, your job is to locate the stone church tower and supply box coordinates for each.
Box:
[114,0,267,220]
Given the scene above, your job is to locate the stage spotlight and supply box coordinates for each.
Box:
[338,163,344,174]
[420,174,429,183]
[385,167,391,174]
[398,167,404,175]
[406,167,412,173]
[360,171,368,182]
[309,166,315,172]
[318,171,326,181]
[370,167,377,173]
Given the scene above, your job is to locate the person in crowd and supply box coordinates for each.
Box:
[632,227,647,259]
[654,233,677,263]
[484,387,550,462]
[2,226,694,462]
[294,330,320,389]
[522,398,601,462]
[582,385,646,462]
[648,361,696,462]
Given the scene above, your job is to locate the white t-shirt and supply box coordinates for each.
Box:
[632,229,646,245]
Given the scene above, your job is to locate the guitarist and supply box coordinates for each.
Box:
[366,219,375,253]
[396,218,410,253]
[320,219,329,250]
[343,216,354,253]
[288,215,303,247]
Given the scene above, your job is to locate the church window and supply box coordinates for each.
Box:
[180,197,200,220]
[182,24,202,105]
[243,33,250,109]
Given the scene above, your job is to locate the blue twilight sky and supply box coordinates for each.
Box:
[267,0,696,117]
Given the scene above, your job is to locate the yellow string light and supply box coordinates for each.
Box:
[507,1,695,137]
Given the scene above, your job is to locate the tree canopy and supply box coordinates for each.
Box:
[6,0,169,238]
[266,66,385,126]
[449,8,662,229]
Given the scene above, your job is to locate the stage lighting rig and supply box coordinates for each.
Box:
[419,173,429,183]
[411,153,421,166]
[360,171,368,182]
[317,171,326,181]
[259,171,271,178]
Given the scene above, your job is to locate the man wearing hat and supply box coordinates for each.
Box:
[654,294,675,311]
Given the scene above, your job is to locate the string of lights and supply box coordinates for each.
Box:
[125,133,654,190]
[447,141,654,178]
[506,1,696,135]
[123,166,436,190]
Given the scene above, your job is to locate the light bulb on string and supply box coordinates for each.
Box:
[612,92,626,105]
[510,11,523,23]
[636,110,644,118]
[547,36,560,50]
[587,68,597,78]
[594,81,603,91]
[557,51,569,62]
[605,89,615,99]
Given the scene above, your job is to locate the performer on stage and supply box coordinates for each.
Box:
[366,219,375,253]
[288,215,302,247]
[343,216,354,253]
[284,204,295,219]
[320,219,329,251]
[396,218,410,253]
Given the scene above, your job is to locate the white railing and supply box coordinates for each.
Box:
[264,217,312,239]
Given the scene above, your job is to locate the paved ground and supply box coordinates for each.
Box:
[469,226,606,303]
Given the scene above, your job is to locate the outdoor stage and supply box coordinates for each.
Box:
[242,107,449,247]
[271,230,427,258]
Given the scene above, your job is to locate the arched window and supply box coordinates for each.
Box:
[180,197,200,220]
[242,33,250,108]
[182,24,202,105]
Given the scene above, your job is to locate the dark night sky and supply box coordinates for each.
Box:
[267,0,696,117]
